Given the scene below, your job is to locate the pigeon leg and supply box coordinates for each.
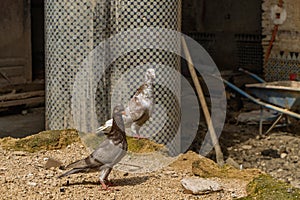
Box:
[131,123,141,139]
[104,168,113,186]
[99,168,112,190]
[131,123,148,139]
[100,180,109,190]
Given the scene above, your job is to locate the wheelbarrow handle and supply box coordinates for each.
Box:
[223,79,300,120]
[238,68,266,83]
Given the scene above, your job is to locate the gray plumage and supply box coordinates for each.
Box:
[58,105,127,189]
[97,68,155,138]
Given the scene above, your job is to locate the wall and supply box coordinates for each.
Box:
[262,0,300,80]
[182,0,263,71]
[0,0,31,85]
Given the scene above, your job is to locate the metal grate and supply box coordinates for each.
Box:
[235,34,263,68]
[187,32,216,58]
[45,0,182,152]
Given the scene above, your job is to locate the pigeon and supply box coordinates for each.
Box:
[97,68,155,139]
[58,104,127,190]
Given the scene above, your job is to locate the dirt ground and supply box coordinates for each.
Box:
[0,101,300,199]
[0,143,251,200]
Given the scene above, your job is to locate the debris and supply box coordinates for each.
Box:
[181,177,222,195]
[237,110,278,124]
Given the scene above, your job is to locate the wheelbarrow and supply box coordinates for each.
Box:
[223,68,300,134]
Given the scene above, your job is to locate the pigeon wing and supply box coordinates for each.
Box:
[91,139,126,168]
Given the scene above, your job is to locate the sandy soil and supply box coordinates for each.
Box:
[0,143,249,200]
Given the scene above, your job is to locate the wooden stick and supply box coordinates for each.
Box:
[181,36,224,166]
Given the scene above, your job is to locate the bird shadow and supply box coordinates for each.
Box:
[62,175,150,187]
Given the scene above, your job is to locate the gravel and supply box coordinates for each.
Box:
[0,142,248,199]
[225,124,300,189]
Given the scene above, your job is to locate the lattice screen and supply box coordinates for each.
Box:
[45,0,182,150]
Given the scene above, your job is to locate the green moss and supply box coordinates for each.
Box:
[238,174,300,200]
[1,129,165,154]
[127,136,165,153]
[0,129,80,152]
[192,159,261,181]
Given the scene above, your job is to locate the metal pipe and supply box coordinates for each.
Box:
[238,68,266,83]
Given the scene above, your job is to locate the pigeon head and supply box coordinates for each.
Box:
[113,104,125,115]
[145,68,155,82]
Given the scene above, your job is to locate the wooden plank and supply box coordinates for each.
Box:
[0,90,44,101]
[0,83,44,94]
[0,97,45,108]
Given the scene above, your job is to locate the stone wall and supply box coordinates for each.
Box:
[262,0,300,80]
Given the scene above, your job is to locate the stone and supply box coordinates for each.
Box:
[242,145,252,150]
[27,182,37,187]
[45,158,62,169]
[280,153,288,159]
[181,177,222,195]
[226,157,241,169]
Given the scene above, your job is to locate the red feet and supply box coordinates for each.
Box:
[100,180,114,190]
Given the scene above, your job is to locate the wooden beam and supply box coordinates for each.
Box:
[181,36,224,166]
[0,97,45,108]
[0,90,44,101]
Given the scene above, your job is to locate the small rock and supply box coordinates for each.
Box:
[280,153,288,159]
[45,158,62,169]
[43,157,49,161]
[261,149,280,158]
[290,156,299,163]
[226,157,240,169]
[242,145,252,150]
[60,187,65,193]
[287,177,294,182]
[27,182,37,187]
[21,110,28,115]
[46,173,54,178]
[0,177,6,184]
[181,177,222,195]
[291,181,300,189]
